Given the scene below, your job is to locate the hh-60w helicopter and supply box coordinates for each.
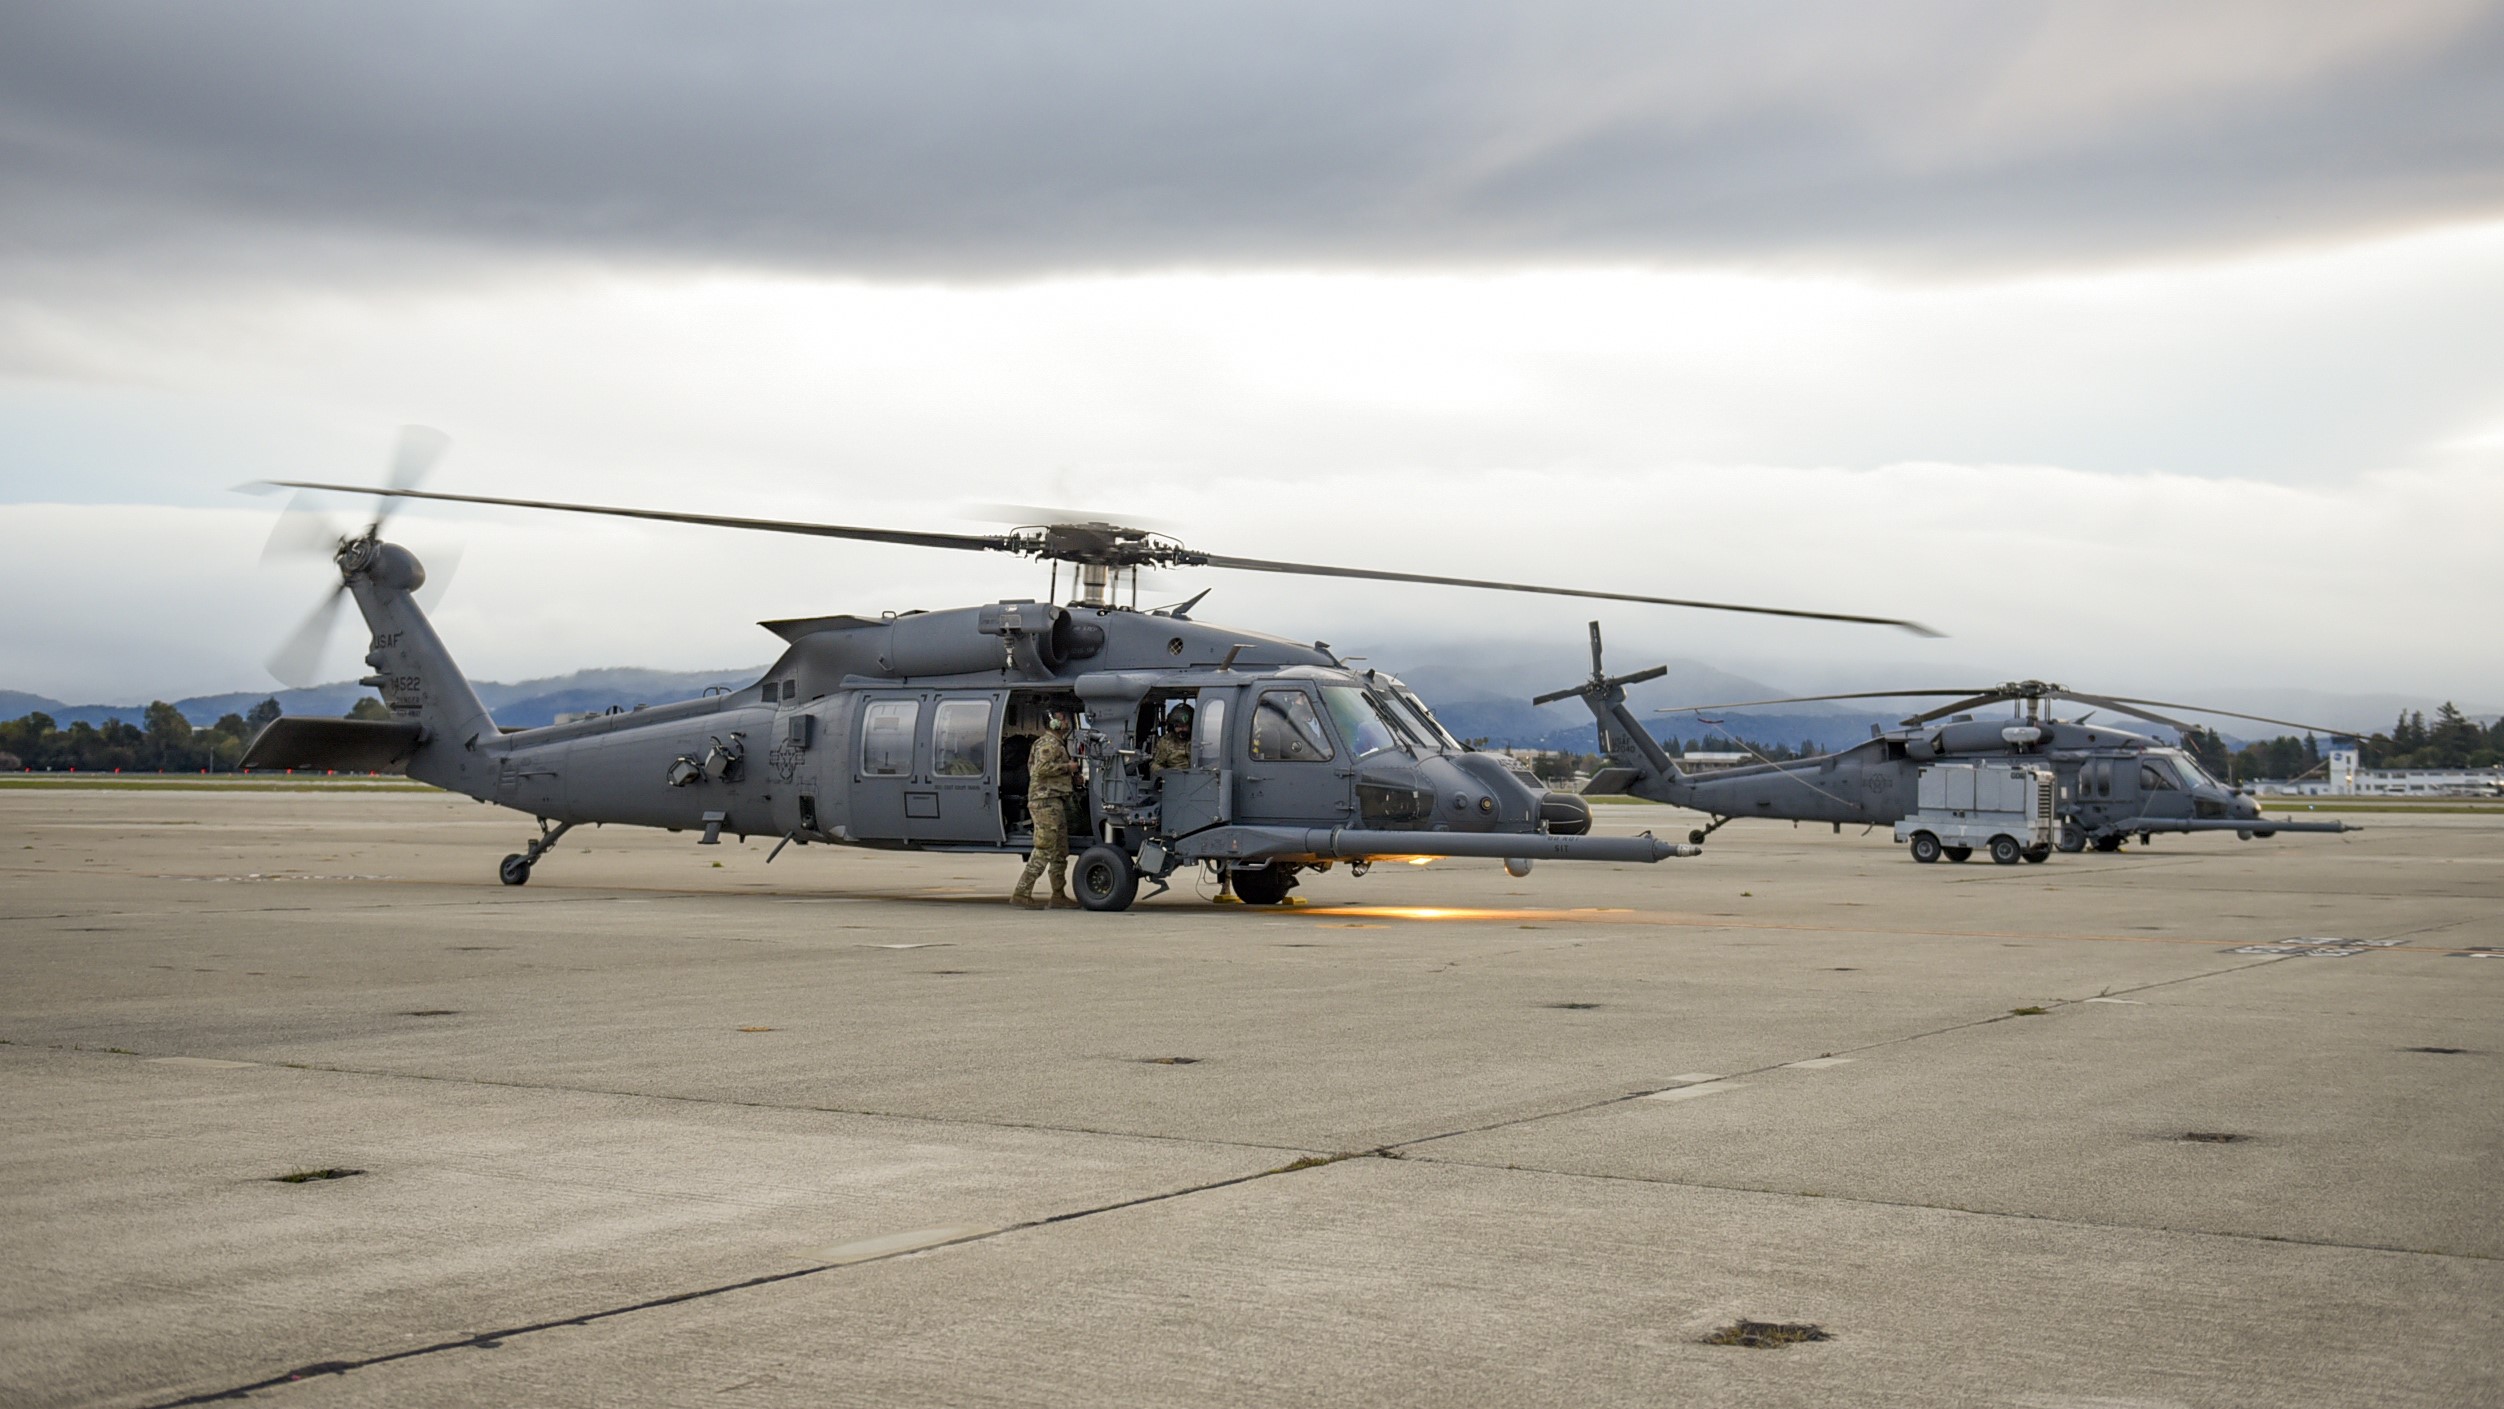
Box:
[1535,624,2355,857]
[239,431,1936,909]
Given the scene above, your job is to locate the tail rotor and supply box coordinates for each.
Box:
[251,425,455,688]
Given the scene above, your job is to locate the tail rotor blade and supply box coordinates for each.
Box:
[374,424,451,529]
[267,586,350,689]
[261,492,346,563]
[412,544,464,612]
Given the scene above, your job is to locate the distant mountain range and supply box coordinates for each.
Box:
[7,659,2491,751]
[0,666,767,732]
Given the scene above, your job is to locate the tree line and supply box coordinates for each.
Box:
[0,697,392,773]
[2180,703,2500,783]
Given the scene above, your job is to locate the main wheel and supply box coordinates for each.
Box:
[498,854,532,886]
[2055,825,2087,854]
[1230,865,1298,905]
[1944,845,1974,863]
[2253,829,2276,839]
[2022,845,2051,864]
[1072,845,1140,912]
[1909,832,1942,864]
[1989,836,2022,865]
[2092,834,2123,853]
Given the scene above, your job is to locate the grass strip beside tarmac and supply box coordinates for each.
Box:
[0,777,435,792]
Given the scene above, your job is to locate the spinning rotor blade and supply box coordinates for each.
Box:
[267,586,349,689]
[260,491,349,563]
[378,425,450,520]
[1659,688,1999,715]
[256,483,1017,555]
[1901,691,2034,726]
[1196,552,1943,636]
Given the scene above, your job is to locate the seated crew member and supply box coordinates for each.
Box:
[1150,703,1194,775]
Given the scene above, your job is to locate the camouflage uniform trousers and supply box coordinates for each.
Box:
[1015,793,1071,900]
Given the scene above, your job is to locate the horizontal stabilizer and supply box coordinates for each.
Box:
[1581,766,1641,796]
[241,717,425,773]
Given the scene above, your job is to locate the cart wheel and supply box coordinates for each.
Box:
[1072,845,1139,912]
[1989,836,2022,865]
[1944,845,1973,863]
[498,854,532,886]
[1909,832,1942,864]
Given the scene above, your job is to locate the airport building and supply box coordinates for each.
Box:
[2260,746,2504,797]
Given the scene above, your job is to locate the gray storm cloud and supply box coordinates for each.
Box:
[5,0,2503,280]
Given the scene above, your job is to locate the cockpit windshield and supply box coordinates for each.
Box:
[1321,686,1402,759]
[2157,749,2215,790]
[1372,674,1463,752]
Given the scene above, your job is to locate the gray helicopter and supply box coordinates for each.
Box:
[1536,623,2355,858]
[238,433,1935,909]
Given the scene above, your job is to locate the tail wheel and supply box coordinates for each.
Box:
[1073,845,1140,912]
[1989,836,2022,865]
[498,854,532,886]
[1909,832,1942,864]
[1230,865,1298,905]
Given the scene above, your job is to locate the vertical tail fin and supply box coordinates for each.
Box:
[1530,621,1685,796]
[346,540,497,797]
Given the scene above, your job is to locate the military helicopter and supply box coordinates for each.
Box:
[1536,624,2355,858]
[238,432,1935,909]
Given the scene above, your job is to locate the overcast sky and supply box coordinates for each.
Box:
[3,1,2500,708]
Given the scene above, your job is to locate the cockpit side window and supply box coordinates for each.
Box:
[1250,689,1335,762]
[2140,760,2180,791]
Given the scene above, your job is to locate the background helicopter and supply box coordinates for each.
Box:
[1536,623,2355,856]
[238,433,1934,909]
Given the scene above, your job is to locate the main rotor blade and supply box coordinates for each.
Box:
[1196,553,1943,636]
[267,586,349,689]
[2088,694,2351,738]
[1901,691,2024,725]
[1658,688,1997,715]
[2054,692,2194,733]
[259,483,1018,554]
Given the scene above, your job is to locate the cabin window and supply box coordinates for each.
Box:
[861,700,918,777]
[1250,689,1334,762]
[1321,686,1400,759]
[782,680,797,701]
[931,699,993,778]
[1192,695,1228,770]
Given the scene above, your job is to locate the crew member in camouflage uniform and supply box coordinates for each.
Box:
[1149,703,1194,775]
[1013,710,1079,909]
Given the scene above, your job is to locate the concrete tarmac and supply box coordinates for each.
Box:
[1,789,2497,1407]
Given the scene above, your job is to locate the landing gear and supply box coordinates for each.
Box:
[2055,824,2087,854]
[1944,845,1974,863]
[1073,845,1140,912]
[1230,864,1300,905]
[499,819,573,886]
[2092,834,2124,853]
[1688,815,1732,847]
[1909,832,1942,864]
[1989,836,2023,865]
